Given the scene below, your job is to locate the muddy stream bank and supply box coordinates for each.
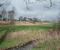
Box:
[0,40,37,50]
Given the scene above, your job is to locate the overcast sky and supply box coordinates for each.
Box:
[6,0,60,20]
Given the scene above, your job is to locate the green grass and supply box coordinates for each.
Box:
[0,24,54,49]
[0,22,60,49]
[0,25,52,31]
[0,37,25,48]
[0,25,52,36]
[0,39,18,48]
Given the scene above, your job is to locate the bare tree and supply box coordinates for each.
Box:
[36,0,53,8]
[49,0,52,7]
[24,0,30,10]
[1,8,7,21]
[0,0,15,45]
[0,15,2,20]
[0,4,4,7]
[19,17,21,21]
[32,18,38,23]
[8,7,16,24]
[0,0,11,21]
[0,0,7,7]
[51,13,60,35]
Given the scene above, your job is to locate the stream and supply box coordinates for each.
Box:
[5,40,36,50]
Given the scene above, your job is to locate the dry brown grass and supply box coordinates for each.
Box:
[0,24,60,49]
[0,21,50,26]
[0,21,11,25]
[15,21,49,26]
[4,30,60,48]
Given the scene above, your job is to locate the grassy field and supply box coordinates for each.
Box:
[0,24,51,48]
[0,23,60,50]
[0,24,52,37]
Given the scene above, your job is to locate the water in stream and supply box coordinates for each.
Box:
[5,41,36,50]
